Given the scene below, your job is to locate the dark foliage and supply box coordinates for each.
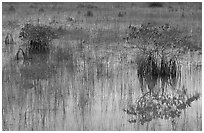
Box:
[77,4,98,9]
[39,8,44,13]
[148,2,163,8]
[137,53,178,81]
[85,10,94,17]
[118,11,126,17]
[19,23,57,55]
[8,5,15,12]
[29,4,37,9]
[87,4,98,9]
[127,24,193,79]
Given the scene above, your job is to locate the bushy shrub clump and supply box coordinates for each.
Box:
[85,10,93,17]
[19,23,57,54]
[127,23,192,54]
[38,8,44,13]
[118,11,126,17]
[127,23,191,78]
[148,2,163,8]
[77,4,98,9]
[8,5,15,12]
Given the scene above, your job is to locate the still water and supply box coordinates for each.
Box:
[2,45,202,131]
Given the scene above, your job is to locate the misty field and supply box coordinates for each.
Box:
[2,2,202,131]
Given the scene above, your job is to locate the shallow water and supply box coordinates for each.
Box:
[2,48,202,131]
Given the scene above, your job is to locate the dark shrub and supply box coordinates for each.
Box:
[77,4,98,9]
[30,4,37,9]
[77,3,85,8]
[39,8,44,13]
[87,4,98,9]
[127,24,189,79]
[85,10,93,17]
[127,23,193,54]
[137,54,158,78]
[19,24,56,55]
[118,11,126,17]
[137,53,179,82]
[148,2,163,8]
[8,5,15,12]
[199,3,202,10]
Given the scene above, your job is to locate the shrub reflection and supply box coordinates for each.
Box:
[124,74,200,125]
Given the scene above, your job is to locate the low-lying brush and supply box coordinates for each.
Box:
[19,23,57,56]
[8,5,15,12]
[85,10,94,17]
[148,2,163,8]
[29,4,37,9]
[77,4,98,9]
[38,8,45,13]
[118,11,126,17]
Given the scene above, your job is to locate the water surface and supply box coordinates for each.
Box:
[2,42,202,131]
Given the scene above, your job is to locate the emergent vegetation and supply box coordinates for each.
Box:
[126,23,192,79]
[19,23,57,55]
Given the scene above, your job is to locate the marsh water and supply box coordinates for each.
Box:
[2,40,202,131]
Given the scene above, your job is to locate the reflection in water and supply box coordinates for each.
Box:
[124,89,200,125]
[124,69,201,126]
[2,46,202,130]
